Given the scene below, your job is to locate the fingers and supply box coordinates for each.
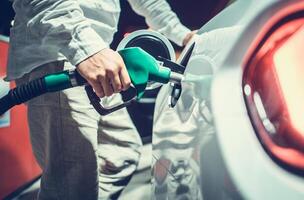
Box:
[119,66,131,91]
[183,30,198,46]
[100,76,114,97]
[109,72,122,93]
[89,80,105,98]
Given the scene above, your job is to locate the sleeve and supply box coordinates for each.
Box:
[127,0,191,46]
[24,0,107,65]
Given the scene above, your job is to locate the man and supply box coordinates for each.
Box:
[7,0,195,199]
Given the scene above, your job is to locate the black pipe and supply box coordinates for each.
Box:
[0,78,46,115]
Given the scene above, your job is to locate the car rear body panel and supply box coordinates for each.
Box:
[152,0,304,199]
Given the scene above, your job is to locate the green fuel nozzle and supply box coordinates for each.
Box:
[118,47,183,99]
[0,47,183,116]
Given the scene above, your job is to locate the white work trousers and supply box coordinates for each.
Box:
[16,61,142,200]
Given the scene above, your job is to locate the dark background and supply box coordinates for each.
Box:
[0,0,229,41]
[112,0,229,48]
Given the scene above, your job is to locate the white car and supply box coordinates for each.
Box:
[151,0,304,199]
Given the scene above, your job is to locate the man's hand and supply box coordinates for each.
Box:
[183,30,198,46]
[76,48,131,98]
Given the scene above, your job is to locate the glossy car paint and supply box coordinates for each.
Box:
[152,0,304,199]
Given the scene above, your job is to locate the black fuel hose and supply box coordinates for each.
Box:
[0,78,46,115]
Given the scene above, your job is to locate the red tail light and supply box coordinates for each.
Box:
[243,16,304,173]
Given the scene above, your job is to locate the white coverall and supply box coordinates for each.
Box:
[6,0,190,199]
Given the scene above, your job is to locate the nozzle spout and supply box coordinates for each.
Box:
[169,71,184,84]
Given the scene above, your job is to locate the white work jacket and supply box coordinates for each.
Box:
[7,0,190,80]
